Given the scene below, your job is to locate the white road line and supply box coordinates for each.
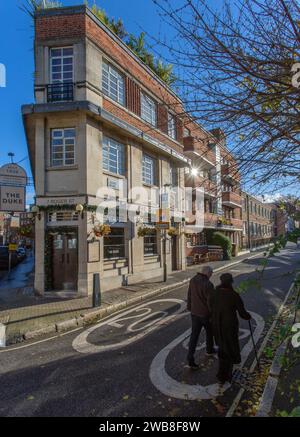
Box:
[0,323,6,348]
[226,281,296,417]
[72,299,187,354]
[149,311,264,401]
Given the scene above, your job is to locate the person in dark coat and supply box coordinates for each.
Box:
[211,273,251,384]
[187,266,216,369]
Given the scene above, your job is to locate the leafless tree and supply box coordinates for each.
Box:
[152,0,300,194]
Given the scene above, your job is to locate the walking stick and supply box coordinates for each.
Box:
[248,320,260,370]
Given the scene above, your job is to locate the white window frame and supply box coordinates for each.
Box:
[50,47,74,84]
[51,128,76,167]
[103,136,125,176]
[168,113,177,140]
[142,154,156,186]
[141,92,157,126]
[102,61,125,106]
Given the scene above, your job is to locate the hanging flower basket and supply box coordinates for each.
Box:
[137,226,153,238]
[167,227,179,237]
[90,224,111,239]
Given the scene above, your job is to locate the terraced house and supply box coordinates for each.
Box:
[241,193,275,250]
[22,5,189,295]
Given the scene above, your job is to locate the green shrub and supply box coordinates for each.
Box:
[212,232,232,260]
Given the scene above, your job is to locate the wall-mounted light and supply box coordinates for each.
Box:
[31,205,41,221]
[76,203,84,219]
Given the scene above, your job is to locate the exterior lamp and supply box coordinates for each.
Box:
[76,203,84,219]
[191,168,198,177]
[31,205,41,221]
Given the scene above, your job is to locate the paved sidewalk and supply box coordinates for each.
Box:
[0,249,263,345]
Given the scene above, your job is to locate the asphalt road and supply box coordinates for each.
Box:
[0,245,298,417]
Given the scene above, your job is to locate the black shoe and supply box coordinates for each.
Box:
[188,361,199,370]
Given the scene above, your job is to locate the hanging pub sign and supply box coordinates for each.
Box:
[0,163,27,186]
[0,163,27,213]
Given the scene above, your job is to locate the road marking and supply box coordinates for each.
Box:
[0,323,6,348]
[149,311,264,401]
[72,299,186,354]
[226,281,296,417]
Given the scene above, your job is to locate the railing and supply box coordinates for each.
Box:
[222,191,242,206]
[47,82,74,103]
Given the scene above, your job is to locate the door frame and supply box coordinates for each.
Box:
[45,226,79,291]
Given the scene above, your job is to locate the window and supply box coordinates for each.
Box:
[50,47,73,83]
[103,136,125,176]
[102,61,125,105]
[168,113,177,140]
[104,228,125,259]
[183,127,190,137]
[141,93,157,126]
[142,154,156,185]
[51,128,75,167]
[170,166,178,187]
[144,230,157,256]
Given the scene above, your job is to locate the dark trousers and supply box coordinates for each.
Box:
[217,351,233,383]
[187,315,214,363]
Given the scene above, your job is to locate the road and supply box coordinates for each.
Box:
[0,245,298,417]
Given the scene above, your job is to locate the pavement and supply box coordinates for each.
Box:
[0,248,263,345]
[0,244,298,417]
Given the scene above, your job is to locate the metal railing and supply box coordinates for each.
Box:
[47,82,74,103]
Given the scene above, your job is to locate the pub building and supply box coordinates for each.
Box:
[22,5,188,295]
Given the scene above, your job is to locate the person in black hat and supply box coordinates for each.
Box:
[211,273,251,384]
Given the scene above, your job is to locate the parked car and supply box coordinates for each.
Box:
[0,246,19,270]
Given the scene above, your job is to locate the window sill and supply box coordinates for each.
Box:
[46,165,78,171]
[103,171,126,180]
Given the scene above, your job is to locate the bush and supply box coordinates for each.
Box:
[212,232,232,260]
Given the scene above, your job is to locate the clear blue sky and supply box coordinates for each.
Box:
[0,0,166,206]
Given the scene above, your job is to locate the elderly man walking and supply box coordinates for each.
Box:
[187,265,216,369]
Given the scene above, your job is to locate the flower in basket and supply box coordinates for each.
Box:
[167,227,178,237]
[137,226,153,237]
[93,224,111,238]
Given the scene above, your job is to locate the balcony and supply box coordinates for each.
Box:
[47,82,74,103]
[222,191,242,208]
[194,176,217,197]
[184,136,216,167]
[221,163,240,183]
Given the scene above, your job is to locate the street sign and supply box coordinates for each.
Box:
[156,223,170,230]
[8,243,17,252]
[0,186,26,212]
[0,163,27,186]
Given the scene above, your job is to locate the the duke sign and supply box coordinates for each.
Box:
[0,163,27,213]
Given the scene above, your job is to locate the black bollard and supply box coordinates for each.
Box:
[93,273,101,308]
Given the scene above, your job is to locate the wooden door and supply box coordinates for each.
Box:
[52,231,78,290]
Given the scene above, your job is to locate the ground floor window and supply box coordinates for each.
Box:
[144,230,157,256]
[104,228,125,259]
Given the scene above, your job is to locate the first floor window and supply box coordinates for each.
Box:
[104,228,125,259]
[103,136,125,176]
[142,154,156,185]
[144,230,157,256]
[51,128,75,167]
